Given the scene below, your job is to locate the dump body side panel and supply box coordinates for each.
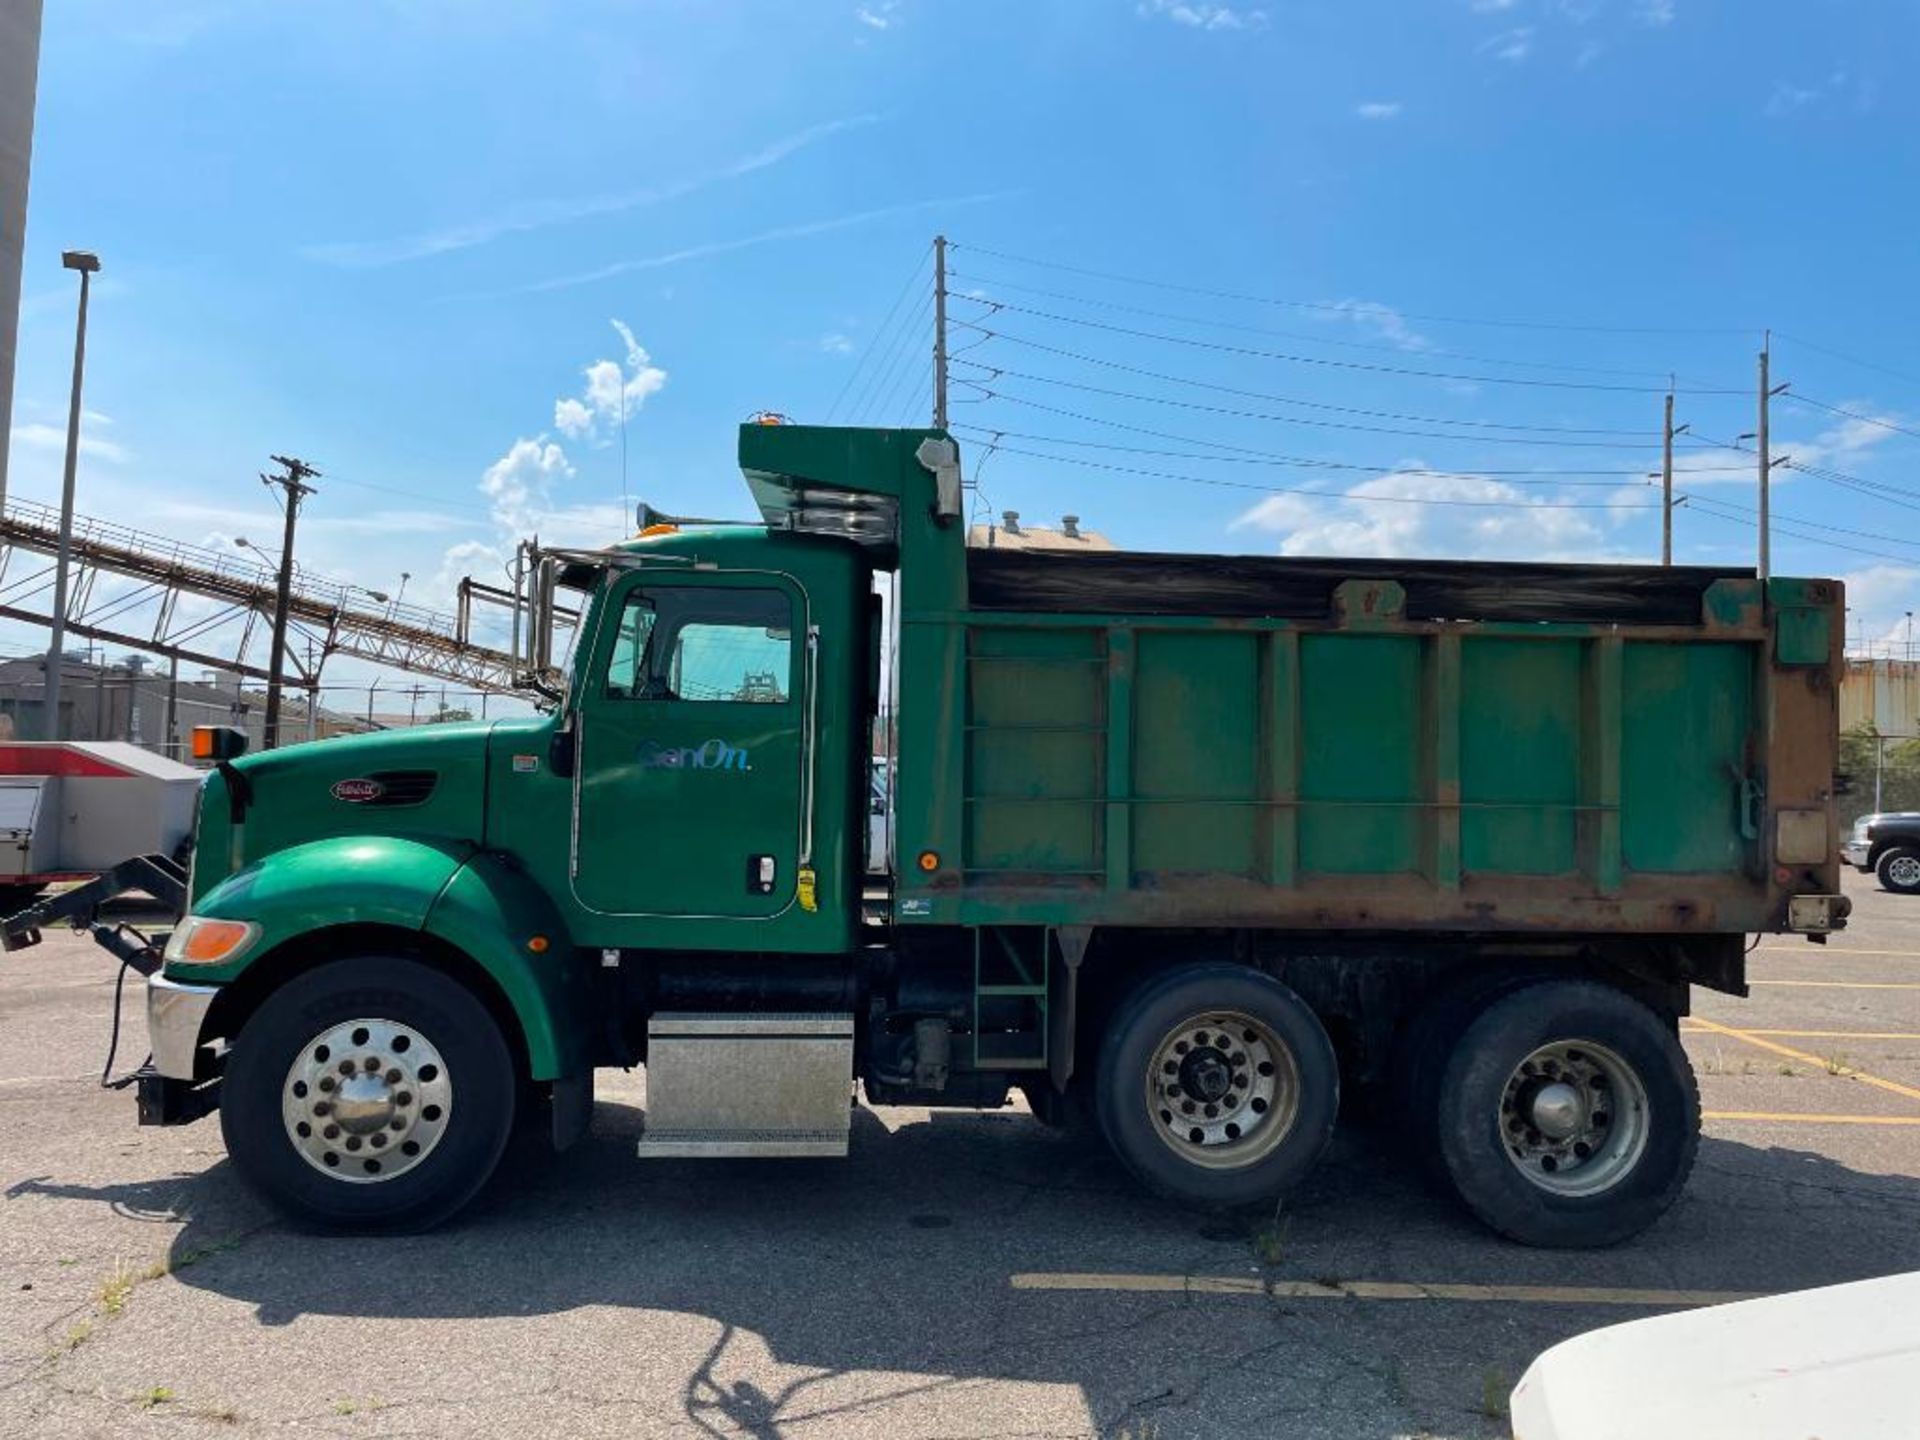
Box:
[895,569,1843,937]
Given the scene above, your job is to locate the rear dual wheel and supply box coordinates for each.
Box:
[1426,980,1699,1248]
[1096,964,1340,1208]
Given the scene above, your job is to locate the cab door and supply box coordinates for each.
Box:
[572,571,809,918]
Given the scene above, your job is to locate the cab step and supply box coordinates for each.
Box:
[636,1012,854,1160]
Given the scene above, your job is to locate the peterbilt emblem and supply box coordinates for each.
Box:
[331,777,386,803]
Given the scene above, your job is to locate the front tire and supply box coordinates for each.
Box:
[1432,980,1698,1248]
[220,956,517,1231]
[1877,846,1920,895]
[1095,964,1339,1209]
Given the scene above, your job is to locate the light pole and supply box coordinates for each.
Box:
[43,249,100,741]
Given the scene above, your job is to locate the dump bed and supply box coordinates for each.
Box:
[896,549,1843,937]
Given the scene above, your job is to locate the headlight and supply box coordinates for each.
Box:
[163,916,261,967]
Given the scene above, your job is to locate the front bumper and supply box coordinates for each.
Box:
[147,972,219,1080]
[1841,841,1871,869]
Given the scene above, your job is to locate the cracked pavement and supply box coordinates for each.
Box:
[4,869,1919,1438]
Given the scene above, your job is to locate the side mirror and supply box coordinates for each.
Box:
[191,726,249,763]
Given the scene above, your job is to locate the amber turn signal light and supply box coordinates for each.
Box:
[191,725,249,762]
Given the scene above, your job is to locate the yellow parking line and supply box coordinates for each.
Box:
[1683,1027,1920,1041]
[1705,1111,1920,1126]
[1009,1274,1756,1307]
[1749,979,1920,990]
[1688,1016,1920,1104]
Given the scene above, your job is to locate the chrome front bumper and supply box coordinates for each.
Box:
[1841,841,1870,869]
[147,973,219,1080]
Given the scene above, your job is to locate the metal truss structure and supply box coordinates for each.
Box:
[0,497,528,695]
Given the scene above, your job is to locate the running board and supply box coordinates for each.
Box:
[636,1013,854,1160]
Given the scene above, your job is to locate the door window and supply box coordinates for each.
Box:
[602,586,792,704]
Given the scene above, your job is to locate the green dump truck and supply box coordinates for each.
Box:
[6,424,1850,1246]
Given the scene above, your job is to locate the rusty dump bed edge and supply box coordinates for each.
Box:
[967,550,1753,626]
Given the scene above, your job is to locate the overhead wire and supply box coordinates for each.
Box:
[828,243,930,424]
[954,442,1664,510]
[948,267,1690,384]
[957,368,1731,456]
[850,290,932,425]
[1779,393,1920,445]
[949,421,1662,485]
[951,354,1672,443]
[951,241,1760,338]
[950,298,1749,395]
[1772,332,1920,393]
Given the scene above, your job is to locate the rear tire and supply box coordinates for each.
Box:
[1877,846,1920,896]
[1095,964,1339,1209]
[220,956,517,1231]
[1432,980,1698,1248]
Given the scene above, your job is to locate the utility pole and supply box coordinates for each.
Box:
[1659,384,1689,568]
[1661,389,1675,567]
[259,454,320,749]
[932,234,948,432]
[165,654,179,758]
[44,249,100,741]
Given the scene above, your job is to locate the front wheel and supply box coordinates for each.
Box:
[1877,846,1920,896]
[1433,980,1698,1248]
[1095,964,1339,1209]
[219,956,517,1231]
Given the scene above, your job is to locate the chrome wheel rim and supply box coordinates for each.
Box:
[1889,855,1920,889]
[1498,1039,1649,1197]
[281,1018,452,1184]
[1144,1010,1299,1170]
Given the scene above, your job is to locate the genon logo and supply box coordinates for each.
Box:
[637,738,752,773]
[331,777,387,803]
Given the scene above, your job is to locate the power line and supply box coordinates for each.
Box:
[951,241,1759,338]
[1773,331,1920,393]
[953,355,1670,442]
[948,267,1691,384]
[1679,491,1920,552]
[960,441,1665,510]
[864,289,936,426]
[950,420,1660,485]
[828,242,930,424]
[1682,494,1920,566]
[1781,393,1920,445]
[959,368,1729,456]
[1684,430,1920,512]
[949,300,1749,395]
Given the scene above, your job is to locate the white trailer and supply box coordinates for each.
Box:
[0,741,200,909]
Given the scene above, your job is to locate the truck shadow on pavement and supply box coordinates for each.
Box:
[20,1105,1920,1437]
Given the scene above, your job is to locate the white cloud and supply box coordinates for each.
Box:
[855,2,898,28]
[553,397,595,439]
[1635,0,1676,24]
[1837,565,1920,658]
[9,421,129,464]
[1468,0,1517,10]
[302,115,879,267]
[1478,26,1535,61]
[1766,81,1819,117]
[1137,0,1268,32]
[479,437,573,536]
[1230,466,1626,561]
[1356,101,1403,120]
[552,319,670,444]
[819,332,855,355]
[1322,298,1431,352]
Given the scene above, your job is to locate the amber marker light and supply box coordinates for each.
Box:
[163,917,261,966]
[527,935,551,953]
[917,851,940,873]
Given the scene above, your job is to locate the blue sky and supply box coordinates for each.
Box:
[8,0,1920,697]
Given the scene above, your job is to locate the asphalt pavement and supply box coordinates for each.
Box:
[4,869,1919,1439]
